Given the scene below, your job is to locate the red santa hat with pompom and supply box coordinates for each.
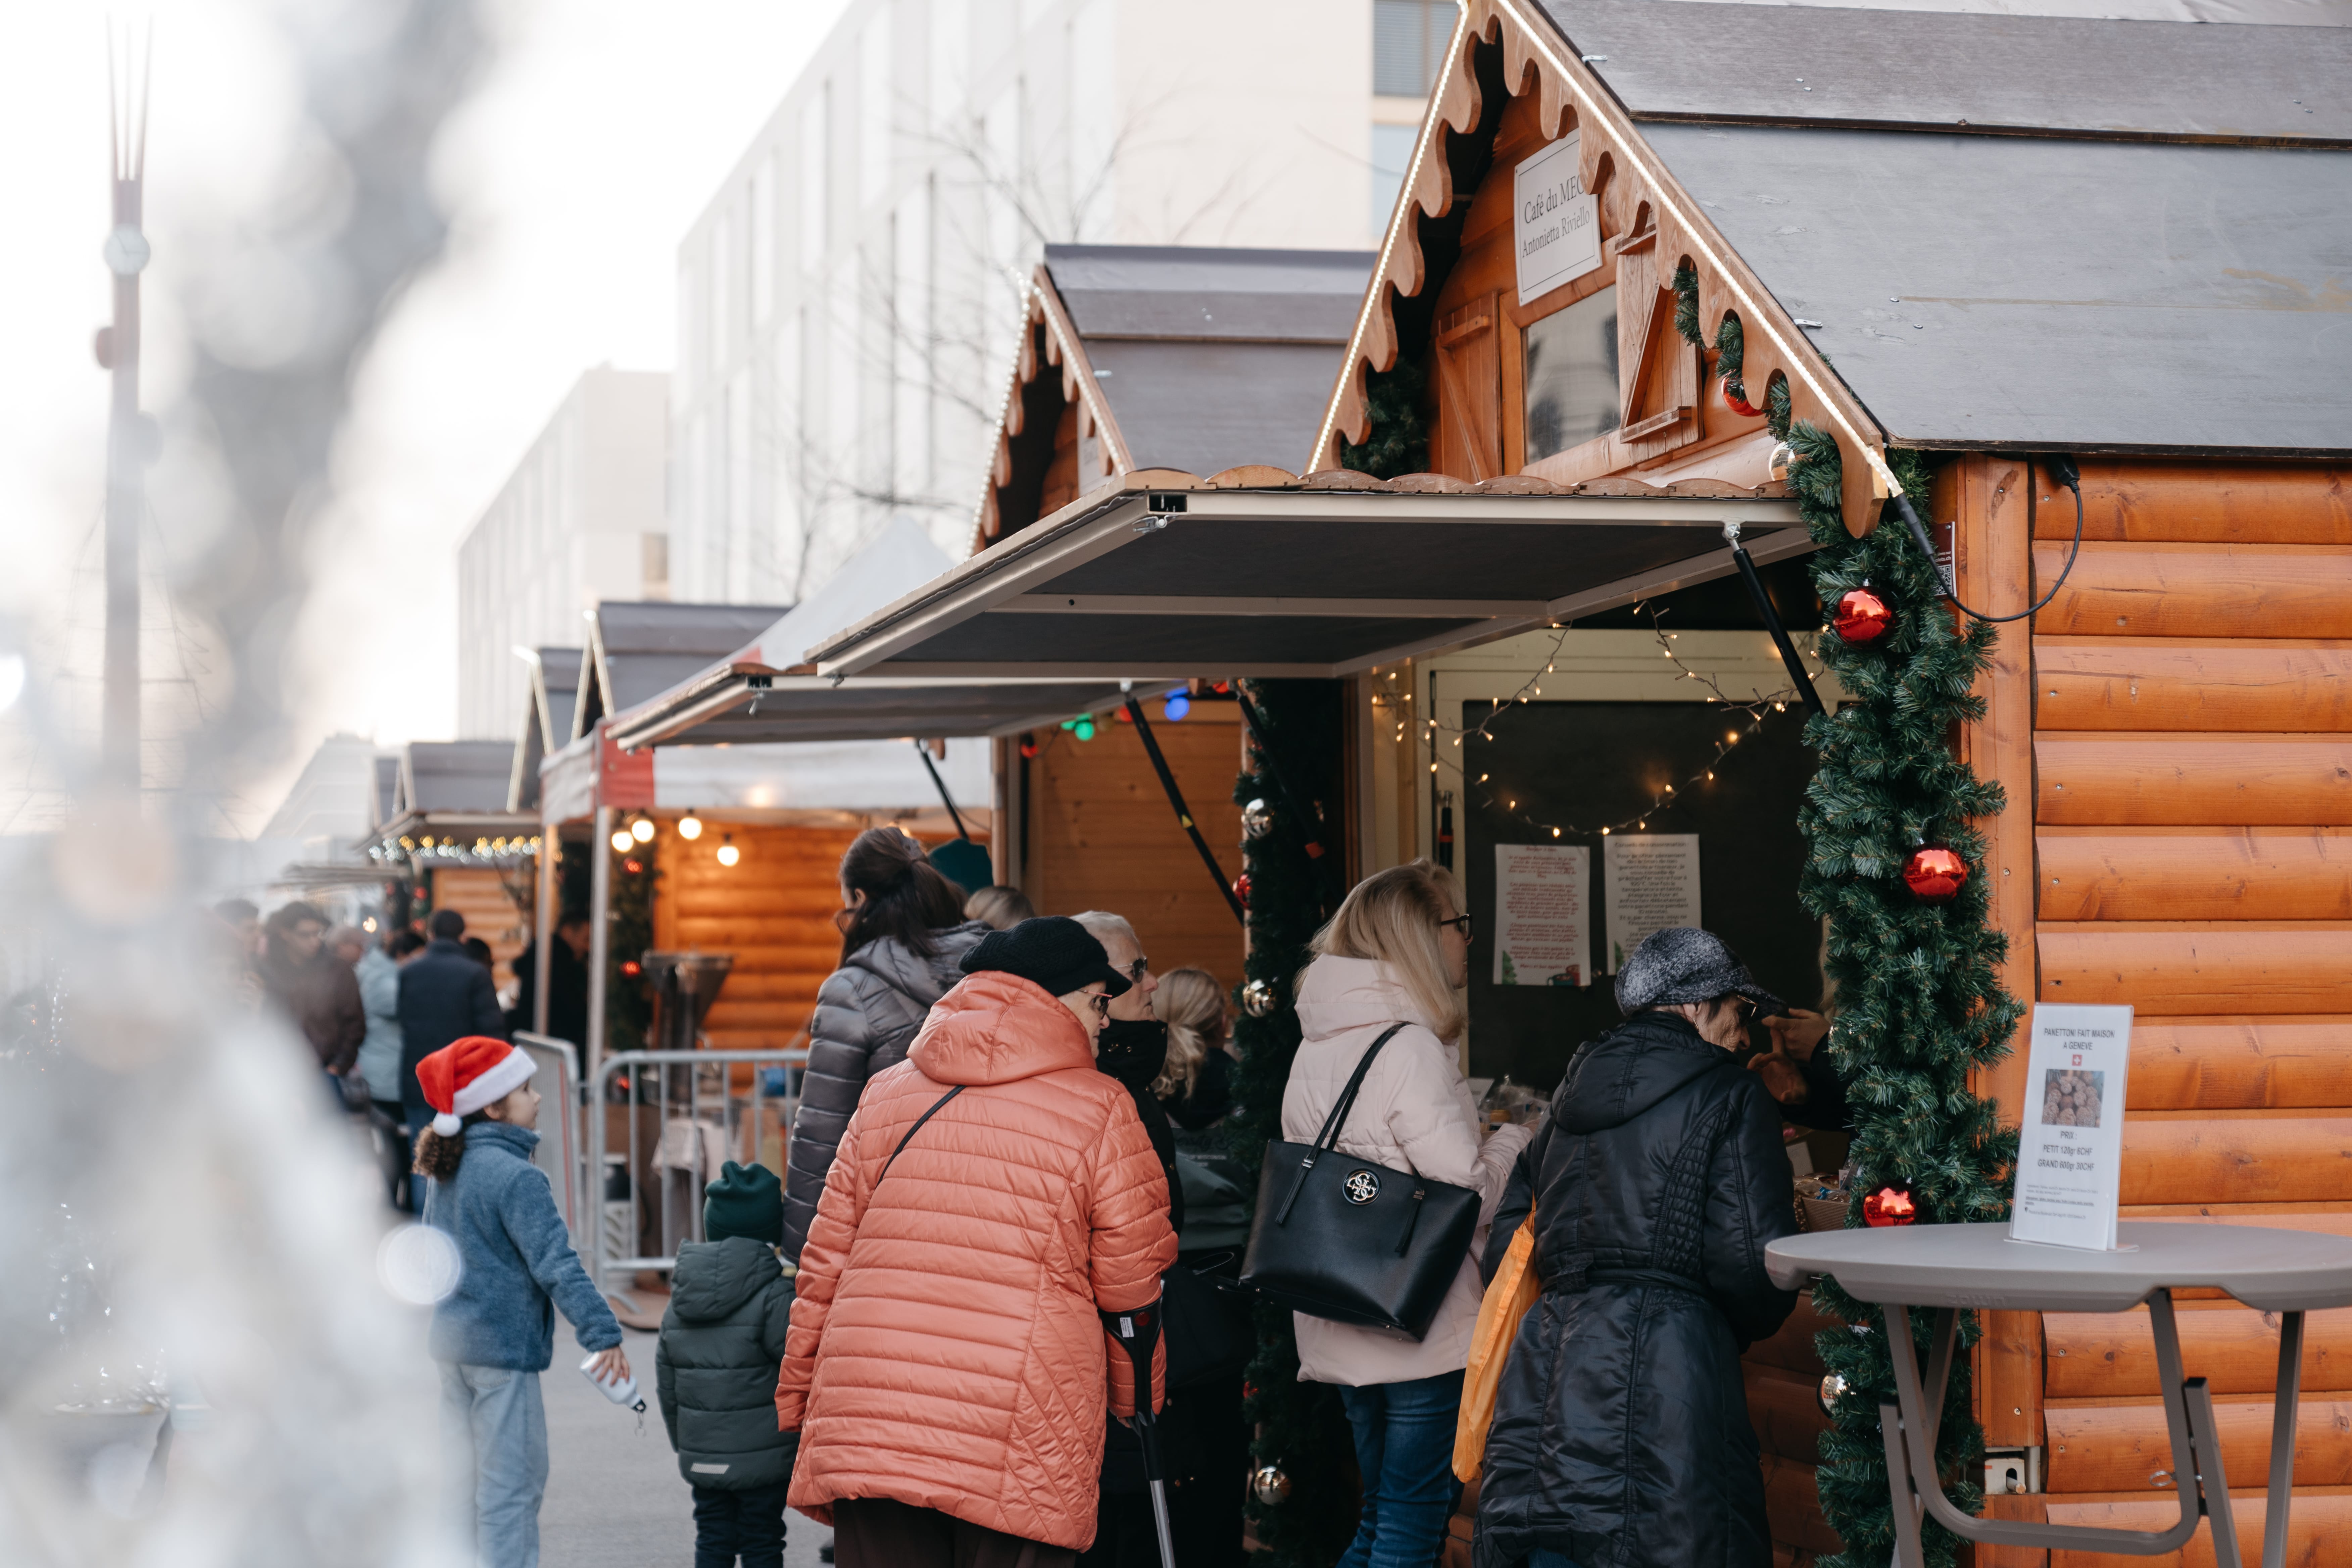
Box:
[416,1035,537,1136]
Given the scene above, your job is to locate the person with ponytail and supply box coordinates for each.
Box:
[781,827,989,1264]
[416,1035,626,1568]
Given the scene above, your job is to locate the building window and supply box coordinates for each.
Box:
[1522,286,1619,462]
[1373,0,1451,97]
[1370,122,1417,237]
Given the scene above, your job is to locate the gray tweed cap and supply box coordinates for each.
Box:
[1613,927,1786,1018]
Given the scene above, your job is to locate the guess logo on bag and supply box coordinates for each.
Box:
[1343,1169,1381,1205]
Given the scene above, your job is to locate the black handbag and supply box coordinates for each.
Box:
[1161,1261,1254,1388]
[1238,1024,1482,1339]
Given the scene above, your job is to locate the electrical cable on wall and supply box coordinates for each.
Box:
[1895,454,2085,623]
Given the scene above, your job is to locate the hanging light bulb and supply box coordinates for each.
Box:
[677,814,704,840]
[609,829,632,852]
[630,817,655,843]
[1163,692,1190,721]
[716,834,741,868]
[1074,717,1096,741]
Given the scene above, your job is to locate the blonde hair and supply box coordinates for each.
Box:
[1309,859,1468,1043]
[964,885,1035,930]
[1152,967,1227,1100]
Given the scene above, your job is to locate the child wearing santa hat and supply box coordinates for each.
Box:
[415,1035,626,1568]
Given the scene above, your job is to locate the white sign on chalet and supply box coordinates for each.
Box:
[1514,132,1602,307]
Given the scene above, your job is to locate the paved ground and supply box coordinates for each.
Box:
[545,1320,829,1568]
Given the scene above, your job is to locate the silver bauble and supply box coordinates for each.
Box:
[1241,979,1278,1018]
[1819,1373,1849,1414]
[1251,1464,1291,1506]
[1241,798,1275,839]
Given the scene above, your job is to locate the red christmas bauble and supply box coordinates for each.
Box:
[619,960,642,978]
[1232,873,1252,909]
[1722,379,1763,418]
[1832,586,1895,646]
[1864,1185,1917,1227]
[1902,845,1968,902]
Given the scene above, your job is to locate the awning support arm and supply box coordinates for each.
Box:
[1123,694,1246,926]
[1723,521,1826,721]
[911,741,973,842]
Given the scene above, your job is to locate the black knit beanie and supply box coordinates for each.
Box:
[703,1160,784,1245]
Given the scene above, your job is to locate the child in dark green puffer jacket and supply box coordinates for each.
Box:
[656,1161,799,1568]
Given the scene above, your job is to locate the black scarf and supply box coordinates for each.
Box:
[1095,1019,1183,1237]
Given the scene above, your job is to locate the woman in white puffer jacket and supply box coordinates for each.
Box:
[1281,859,1536,1568]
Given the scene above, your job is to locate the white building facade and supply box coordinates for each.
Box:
[455,366,670,738]
[667,0,1451,606]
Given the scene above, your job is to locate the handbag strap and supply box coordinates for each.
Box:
[878,1084,965,1185]
[1307,1023,1409,1155]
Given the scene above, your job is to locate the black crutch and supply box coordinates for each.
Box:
[1100,1297,1177,1568]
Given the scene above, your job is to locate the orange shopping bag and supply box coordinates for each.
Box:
[1452,1207,1539,1483]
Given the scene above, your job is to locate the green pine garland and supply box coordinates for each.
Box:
[607,845,656,1054]
[1340,357,1430,479]
[1666,284,2022,1563]
[1790,430,2021,1568]
[1226,679,1358,1567]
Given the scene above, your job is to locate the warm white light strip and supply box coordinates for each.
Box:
[1315,0,1900,499]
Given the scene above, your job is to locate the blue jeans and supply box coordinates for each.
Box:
[440,1362,548,1568]
[1336,1369,1464,1568]
[693,1481,789,1568]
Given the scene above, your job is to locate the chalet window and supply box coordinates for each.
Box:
[1373,0,1450,97]
[1523,286,1619,462]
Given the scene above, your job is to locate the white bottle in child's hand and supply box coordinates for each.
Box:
[581,1349,645,1413]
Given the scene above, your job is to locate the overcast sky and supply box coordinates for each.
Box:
[0,0,845,828]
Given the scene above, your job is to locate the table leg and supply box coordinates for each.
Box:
[2263,1310,2305,1568]
[1881,1398,1927,1568]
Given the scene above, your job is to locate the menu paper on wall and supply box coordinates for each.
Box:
[1514,133,1602,307]
[1602,833,1702,975]
[1493,844,1592,987]
[2009,1003,2134,1251]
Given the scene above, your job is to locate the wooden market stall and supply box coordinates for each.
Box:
[365,739,539,978]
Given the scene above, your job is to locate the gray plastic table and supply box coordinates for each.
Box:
[1766,1221,2352,1568]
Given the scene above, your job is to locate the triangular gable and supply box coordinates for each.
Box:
[1310,0,1893,534]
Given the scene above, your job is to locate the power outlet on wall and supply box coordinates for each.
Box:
[1984,1447,2042,1496]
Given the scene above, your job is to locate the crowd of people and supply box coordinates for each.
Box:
[230,821,1817,1568]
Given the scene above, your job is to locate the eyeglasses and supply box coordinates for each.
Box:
[1123,956,1151,982]
[1086,991,1112,1019]
[1435,915,1474,937]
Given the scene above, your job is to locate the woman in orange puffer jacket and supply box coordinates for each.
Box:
[776,916,1179,1568]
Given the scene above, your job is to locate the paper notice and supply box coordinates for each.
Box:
[1603,833,1701,975]
[2008,1003,2134,1251]
[1493,844,1591,987]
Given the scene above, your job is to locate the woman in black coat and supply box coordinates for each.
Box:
[1474,928,1800,1568]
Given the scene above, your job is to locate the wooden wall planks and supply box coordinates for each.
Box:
[2033,543,2352,639]
[2126,1019,2352,1109]
[2038,923,2352,1013]
[2038,829,2352,922]
[2036,640,2352,733]
[2036,735,2352,826]
[658,822,872,1052]
[2035,461,2352,545]
[2045,1303,2352,1399]
[2045,1399,2352,1493]
[2039,1489,2352,1566]
[2119,1116,2352,1204]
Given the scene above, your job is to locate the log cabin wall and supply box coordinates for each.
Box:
[430,867,528,984]
[1961,457,2352,1566]
[1022,706,1248,991]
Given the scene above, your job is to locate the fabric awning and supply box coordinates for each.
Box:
[806,479,1812,680]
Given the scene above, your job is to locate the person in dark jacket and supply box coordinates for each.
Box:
[401,909,509,1210]
[258,900,366,1093]
[657,1161,798,1568]
[507,909,592,1045]
[781,827,987,1263]
[1474,927,1801,1568]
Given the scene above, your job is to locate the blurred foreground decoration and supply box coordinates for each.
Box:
[1,2,487,1562]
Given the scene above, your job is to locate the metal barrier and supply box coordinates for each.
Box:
[587,1048,806,1286]
[512,1032,582,1241]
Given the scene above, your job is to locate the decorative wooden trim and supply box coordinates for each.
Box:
[1309,0,1895,535]
[971,266,1136,551]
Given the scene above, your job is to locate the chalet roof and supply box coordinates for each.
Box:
[397,741,516,815]
[1543,0,2352,142]
[508,646,582,813]
[1041,244,1375,483]
[575,601,789,740]
[1639,120,2352,453]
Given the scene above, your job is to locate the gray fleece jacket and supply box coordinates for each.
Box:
[781,921,989,1261]
[654,1235,798,1490]
[426,1122,622,1370]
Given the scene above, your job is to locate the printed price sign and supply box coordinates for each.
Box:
[2008,1003,2133,1251]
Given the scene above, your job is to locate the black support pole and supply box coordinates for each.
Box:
[911,740,973,840]
[1125,696,1247,925]
[1725,525,1827,720]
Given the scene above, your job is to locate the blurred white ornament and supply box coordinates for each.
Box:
[376,1223,462,1307]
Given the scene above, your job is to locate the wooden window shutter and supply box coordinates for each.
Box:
[1433,293,1504,482]
[1614,230,1702,463]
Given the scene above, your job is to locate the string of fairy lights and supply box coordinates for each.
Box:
[1390,603,1830,842]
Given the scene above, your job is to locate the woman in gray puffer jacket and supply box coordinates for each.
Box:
[780,827,987,1263]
